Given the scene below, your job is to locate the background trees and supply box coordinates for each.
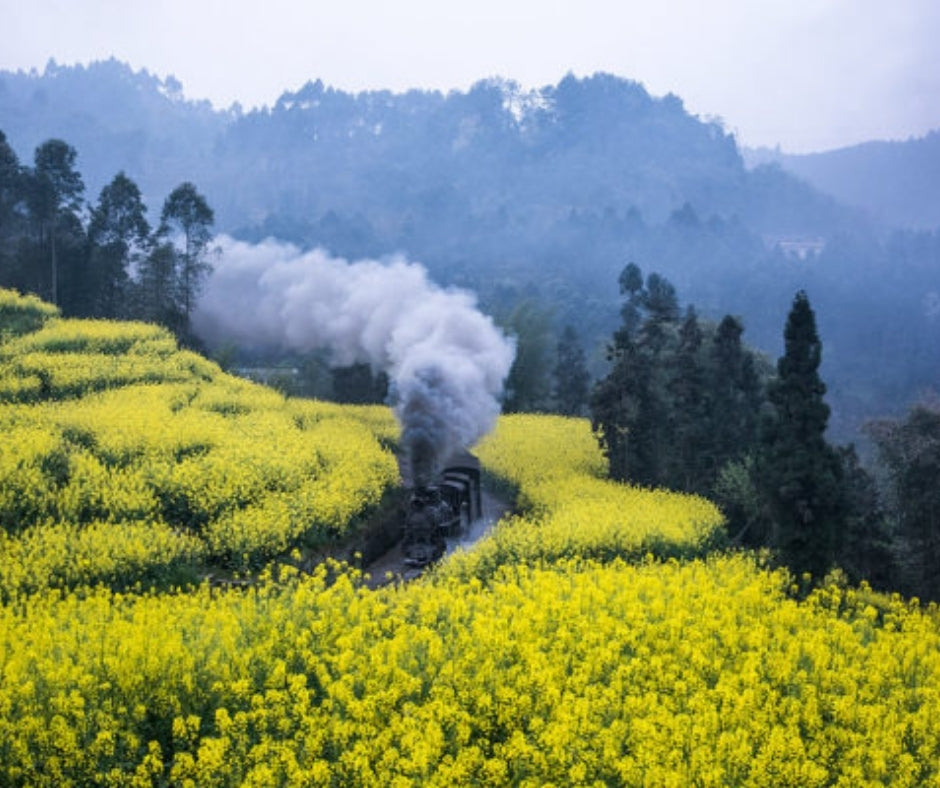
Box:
[589,272,914,593]
[136,242,184,333]
[0,131,25,287]
[591,263,768,495]
[867,401,940,599]
[0,131,214,344]
[552,325,590,416]
[85,172,151,318]
[501,300,555,414]
[4,62,940,448]
[26,139,85,307]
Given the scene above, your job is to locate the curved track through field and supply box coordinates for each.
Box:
[364,488,511,588]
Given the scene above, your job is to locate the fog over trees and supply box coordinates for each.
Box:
[1,60,938,441]
[745,132,940,231]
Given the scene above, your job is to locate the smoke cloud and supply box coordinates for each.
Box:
[193,236,515,485]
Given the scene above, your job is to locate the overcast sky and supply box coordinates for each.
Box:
[3,0,939,153]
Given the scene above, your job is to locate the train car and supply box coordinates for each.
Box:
[401,452,482,567]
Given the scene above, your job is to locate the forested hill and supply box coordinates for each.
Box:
[0,59,226,212]
[746,132,940,230]
[2,59,853,239]
[2,60,938,441]
[0,60,860,338]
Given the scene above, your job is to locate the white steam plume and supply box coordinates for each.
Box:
[193,236,515,485]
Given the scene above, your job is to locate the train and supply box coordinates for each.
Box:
[401,452,482,567]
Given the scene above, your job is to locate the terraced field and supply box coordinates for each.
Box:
[2,288,939,787]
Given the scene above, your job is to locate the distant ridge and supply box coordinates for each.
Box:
[0,59,851,236]
[745,132,940,230]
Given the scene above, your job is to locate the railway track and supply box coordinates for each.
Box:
[363,488,510,589]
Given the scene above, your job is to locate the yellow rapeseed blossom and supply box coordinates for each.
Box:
[0,293,400,593]
[442,414,725,579]
[1,558,940,786]
[4,291,940,787]
[0,288,59,341]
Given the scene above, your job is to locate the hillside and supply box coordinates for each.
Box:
[0,59,226,212]
[2,60,939,442]
[2,291,940,785]
[0,60,851,237]
[746,132,940,230]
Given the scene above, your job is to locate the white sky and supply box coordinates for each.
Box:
[2,0,939,153]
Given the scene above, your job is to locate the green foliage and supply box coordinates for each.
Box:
[136,241,186,334]
[834,445,895,589]
[713,455,771,545]
[85,171,152,318]
[591,329,657,485]
[759,291,846,580]
[670,307,711,490]
[501,299,555,413]
[867,400,940,599]
[0,130,24,281]
[158,181,215,327]
[30,139,84,219]
[27,138,86,306]
[552,325,590,416]
[591,265,769,494]
[0,128,215,346]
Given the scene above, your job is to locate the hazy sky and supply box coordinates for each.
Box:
[3,0,939,153]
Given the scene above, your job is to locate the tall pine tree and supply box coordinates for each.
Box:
[759,291,844,580]
[668,306,710,491]
[710,315,763,474]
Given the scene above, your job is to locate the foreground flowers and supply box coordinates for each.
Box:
[2,556,940,786]
[2,290,940,786]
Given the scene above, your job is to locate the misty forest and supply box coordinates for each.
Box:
[4,56,940,785]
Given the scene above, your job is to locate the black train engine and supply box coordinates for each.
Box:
[401,454,482,567]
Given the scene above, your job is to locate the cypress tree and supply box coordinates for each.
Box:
[591,264,660,484]
[710,315,763,472]
[760,291,844,580]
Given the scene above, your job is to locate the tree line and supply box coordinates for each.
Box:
[0,129,215,343]
[590,263,939,601]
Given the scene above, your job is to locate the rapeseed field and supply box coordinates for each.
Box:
[0,291,398,596]
[2,289,939,786]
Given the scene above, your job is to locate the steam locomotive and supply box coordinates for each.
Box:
[401,453,482,567]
